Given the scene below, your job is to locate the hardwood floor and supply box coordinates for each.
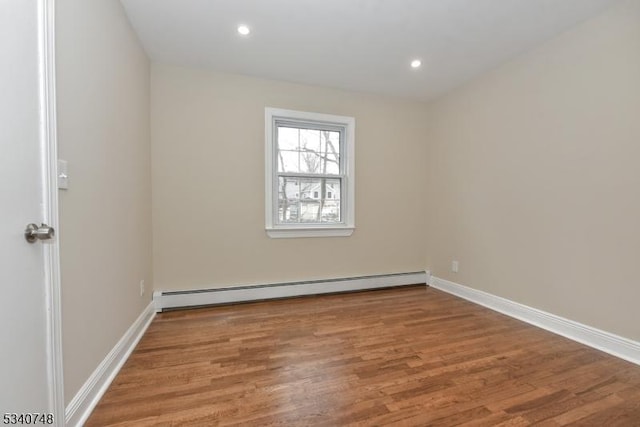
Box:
[87,286,640,426]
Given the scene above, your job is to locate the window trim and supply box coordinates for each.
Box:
[265,107,355,238]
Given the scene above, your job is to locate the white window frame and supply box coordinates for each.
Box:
[265,107,355,238]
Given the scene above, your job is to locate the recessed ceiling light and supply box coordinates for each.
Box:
[411,59,422,69]
[237,25,251,36]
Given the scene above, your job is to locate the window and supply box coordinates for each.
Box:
[265,108,355,238]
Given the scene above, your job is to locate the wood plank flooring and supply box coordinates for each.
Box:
[86,286,640,426]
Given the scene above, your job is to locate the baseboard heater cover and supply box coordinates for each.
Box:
[153,271,429,312]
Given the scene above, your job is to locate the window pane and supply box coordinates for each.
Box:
[277,127,298,150]
[278,150,299,173]
[321,178,341,223]
[299,150,322,174]
[278,177,300,223]
[300,129,320,153]
[320,131,340,155]
[323,152,340,174]
[299,129,320,173]
[278,177,341,224]
[321,130,340,174]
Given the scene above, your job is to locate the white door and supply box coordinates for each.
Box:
[0,0,62,421]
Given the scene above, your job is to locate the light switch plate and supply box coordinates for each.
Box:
[58,159,68,190]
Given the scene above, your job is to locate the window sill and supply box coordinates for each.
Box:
[266,227,354,239]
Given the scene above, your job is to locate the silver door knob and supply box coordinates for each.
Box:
[25,223,55,243]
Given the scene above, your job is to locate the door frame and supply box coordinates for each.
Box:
[37,0,65,421]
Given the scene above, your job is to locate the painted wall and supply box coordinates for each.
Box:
[426,0,640,340]
[56,0,152,403]
[151,64,428,290]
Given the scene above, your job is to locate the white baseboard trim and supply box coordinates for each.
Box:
[154,271,429,312]
[430,276,640,366]
[65,302,156,427]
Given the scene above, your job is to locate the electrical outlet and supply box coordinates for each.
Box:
[451,260,459,273]
[139,280,145,296]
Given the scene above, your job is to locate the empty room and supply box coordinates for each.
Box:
[3,0,640,425]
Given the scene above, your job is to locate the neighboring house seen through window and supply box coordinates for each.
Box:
[265,108,355,238]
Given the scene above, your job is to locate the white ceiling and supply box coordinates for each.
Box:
[120,0,619,101]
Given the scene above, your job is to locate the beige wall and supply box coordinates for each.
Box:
[56,0,152,403]
[151,65,428,290]
[426,0,640,340]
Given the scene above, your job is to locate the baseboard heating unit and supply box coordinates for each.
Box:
[153,271,429,312]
